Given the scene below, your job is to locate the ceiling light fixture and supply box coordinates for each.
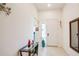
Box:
[48,4,51,7]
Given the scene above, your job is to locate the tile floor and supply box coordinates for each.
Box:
[38,46,68,56]
[21,46,68,56]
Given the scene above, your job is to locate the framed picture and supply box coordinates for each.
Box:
[35,27,39,31]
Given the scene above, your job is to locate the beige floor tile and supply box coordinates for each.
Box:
[38,46,68,56]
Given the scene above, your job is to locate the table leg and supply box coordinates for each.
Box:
[20,51,22,56]
[28,51,31,56]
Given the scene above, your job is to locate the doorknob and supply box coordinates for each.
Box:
[47,33,49,36]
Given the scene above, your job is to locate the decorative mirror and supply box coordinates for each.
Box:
[70,17,79,53]
[0,3,11,15]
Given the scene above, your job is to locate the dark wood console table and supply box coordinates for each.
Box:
[19,42,38,56]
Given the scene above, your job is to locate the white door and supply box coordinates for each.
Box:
[46,19,59,46]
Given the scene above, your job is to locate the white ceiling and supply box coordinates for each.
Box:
[34,3,65,11]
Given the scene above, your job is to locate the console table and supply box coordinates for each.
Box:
[19,42,38,56]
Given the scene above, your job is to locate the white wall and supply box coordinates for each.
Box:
[0,3,38,56]
[62,3,79,56]
[39,10,63,47]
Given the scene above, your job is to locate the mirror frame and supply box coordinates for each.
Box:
[70,17,79,53]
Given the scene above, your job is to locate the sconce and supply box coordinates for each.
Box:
[0,3,11,15]
[59,20,62,28]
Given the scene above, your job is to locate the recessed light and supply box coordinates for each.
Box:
[48,4,51,7]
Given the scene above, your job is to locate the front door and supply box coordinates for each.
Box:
[46,19,59,46]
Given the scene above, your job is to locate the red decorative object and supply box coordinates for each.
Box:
[28,40,31,47]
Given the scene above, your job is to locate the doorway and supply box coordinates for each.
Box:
[40,19,59,47]
[41,24,47,47]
